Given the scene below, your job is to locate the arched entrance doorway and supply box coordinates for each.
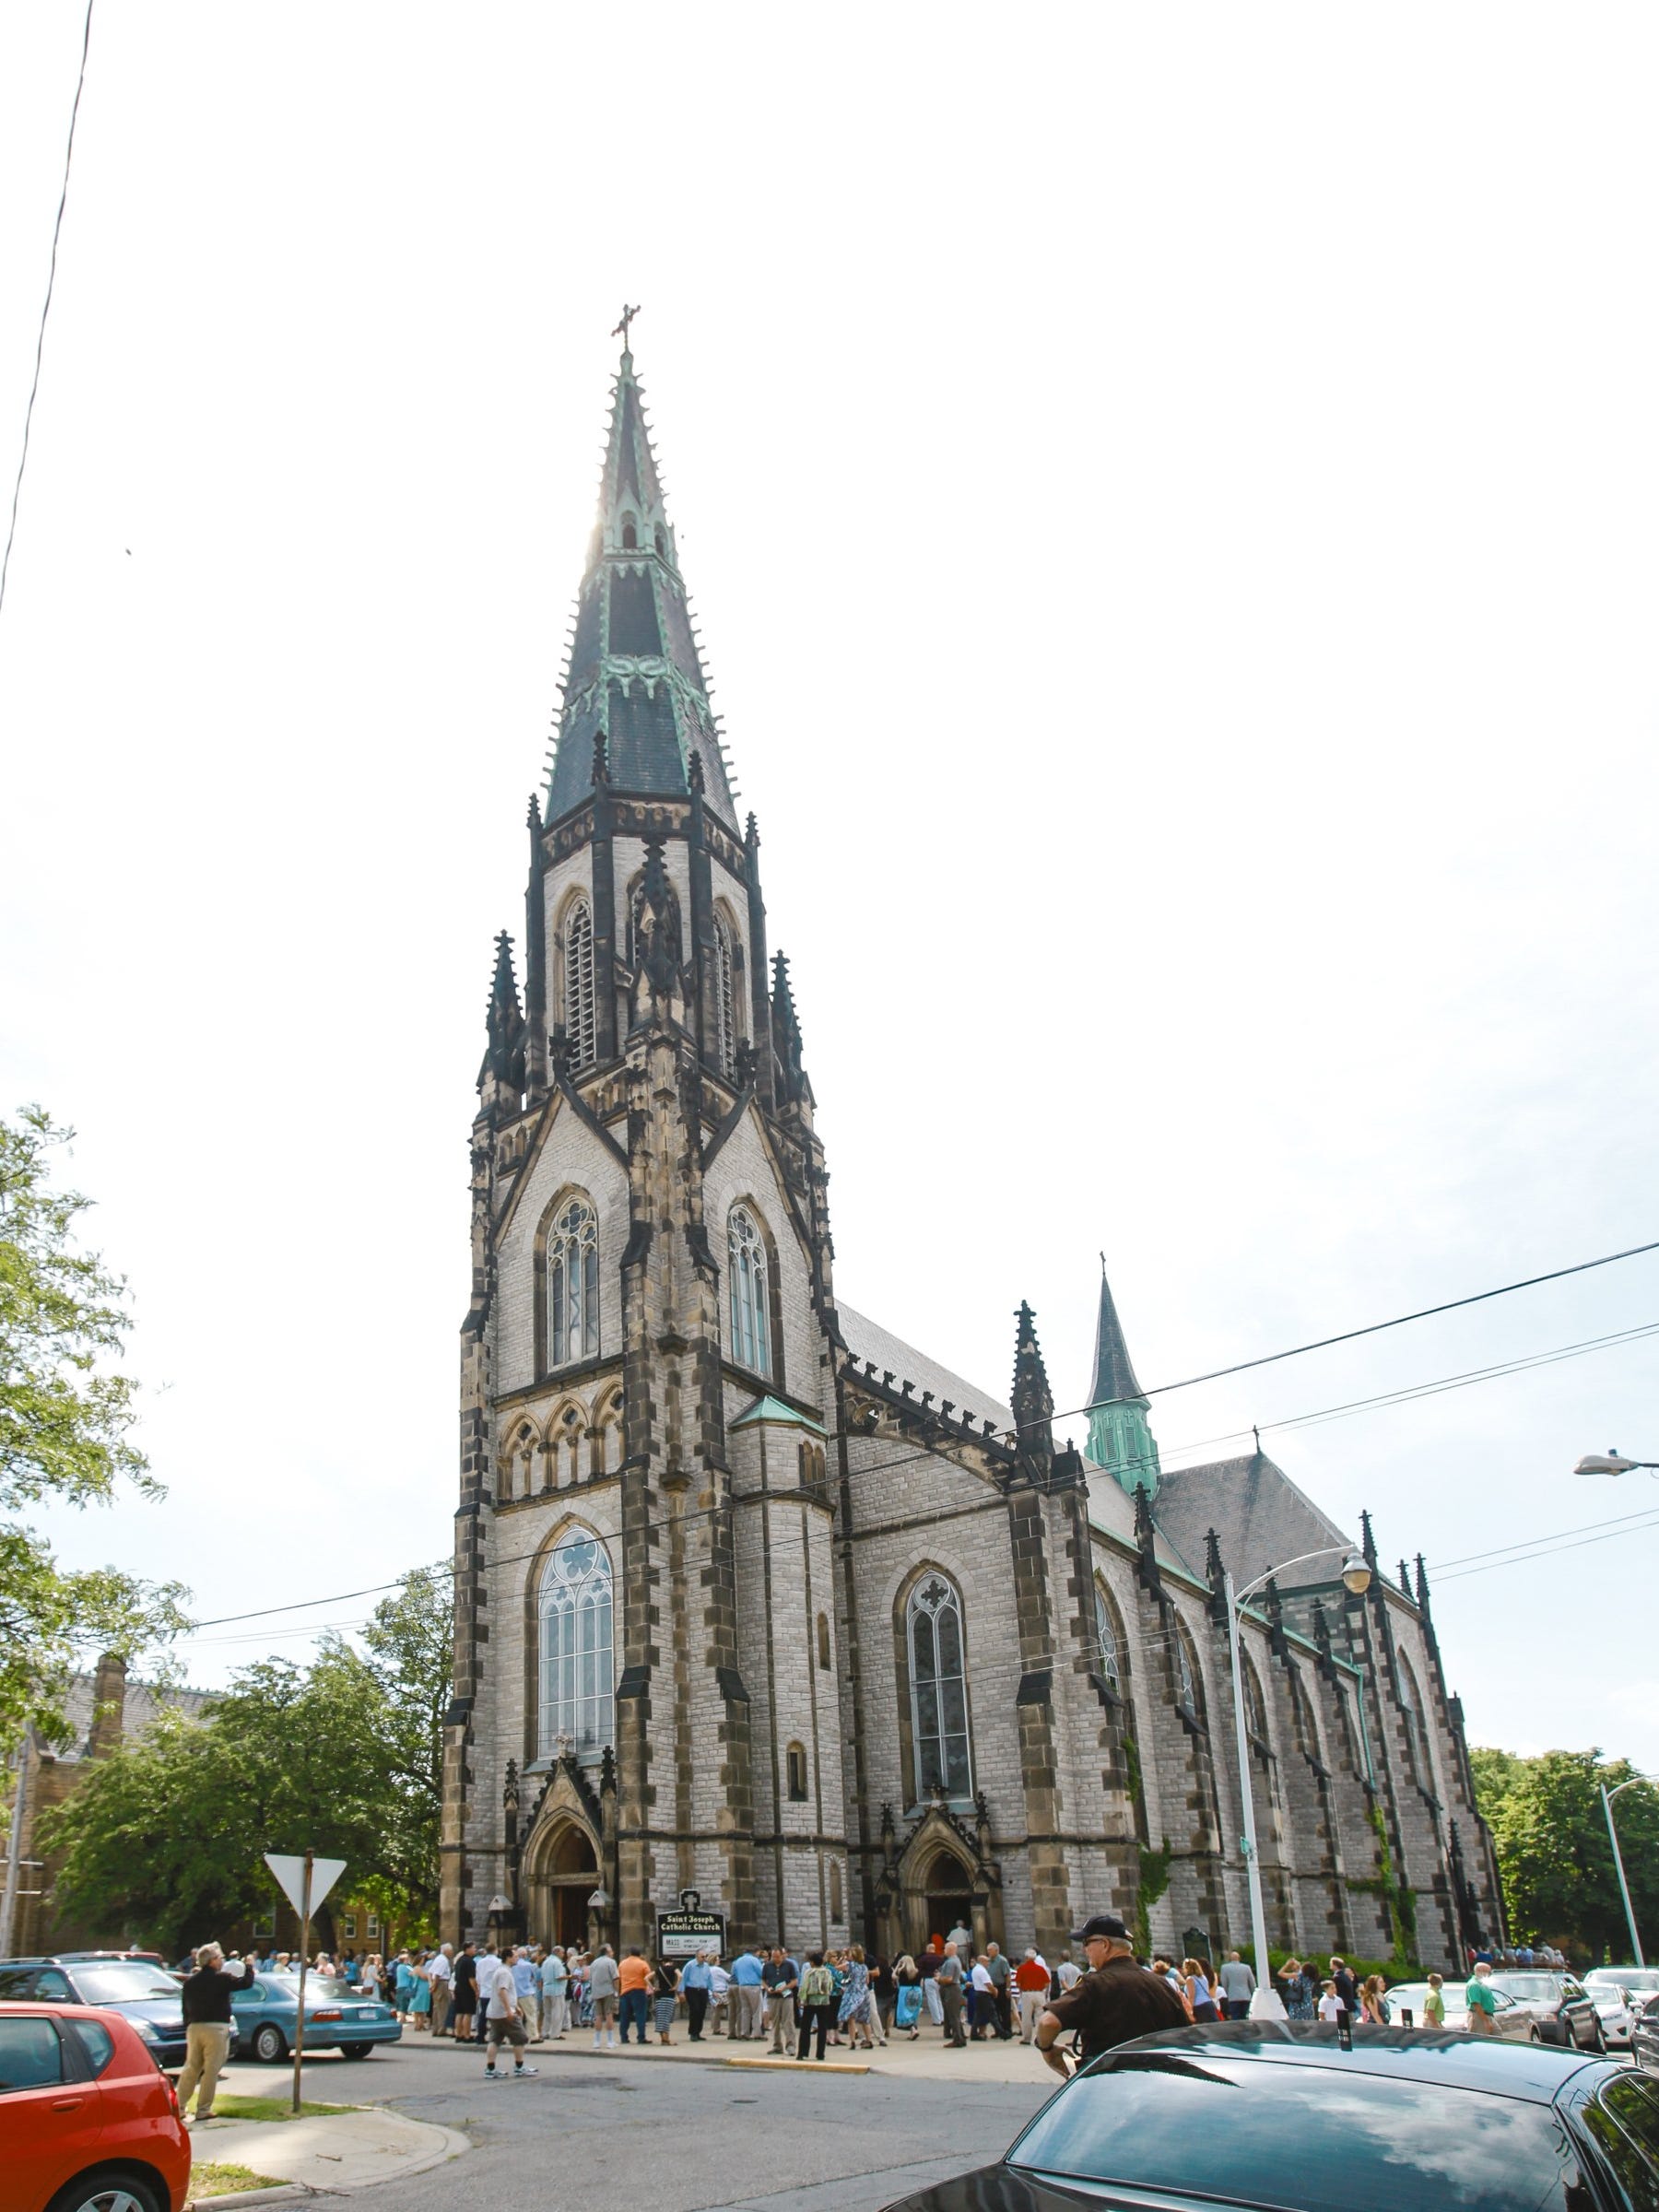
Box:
[529,1820,600,1949]
[913,1845,975,1957]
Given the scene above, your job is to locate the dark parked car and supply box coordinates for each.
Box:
[879,2024,1658,2212]
[1635,1992,1659,2078]
[0,1957,236,2073]
[1486,1969,1606,2051]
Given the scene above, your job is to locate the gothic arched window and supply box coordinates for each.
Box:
[537,1532,615,1759]
[564,898,596,1070]
[1173,1621,1204,1722]
[712,913,737,1080]
[1398,1658,1426,1785]
[620,514,638,550]
[1094,1583,1122,1692]
[727,1206,771,1377]
[908,1572,972,1800]
[547,1196,599,1367]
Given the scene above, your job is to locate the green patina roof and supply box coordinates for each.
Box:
[730,1394,826,1435]
[544,345,739,830]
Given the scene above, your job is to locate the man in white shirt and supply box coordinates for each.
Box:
[1056,1955,1083,1993]
[482,1947,536,2082]
[473,1947,500,2041]
[429,1943,454,2037]
[969,1955,995,2040]
[540,1946,569,2039]
[708,1956,733,2038]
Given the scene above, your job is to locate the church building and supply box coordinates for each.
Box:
[441,341,1503,1971]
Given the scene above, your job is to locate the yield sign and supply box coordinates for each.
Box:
[264,1853,347,1919]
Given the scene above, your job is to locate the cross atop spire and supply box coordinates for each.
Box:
[544,348,738,829]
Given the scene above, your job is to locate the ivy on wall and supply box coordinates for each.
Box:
[1348,1804,1420,1970]
[1135,1835,1175,1958]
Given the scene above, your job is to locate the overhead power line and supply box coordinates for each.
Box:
[0,0,95,626]
[177,1233,1659,1635]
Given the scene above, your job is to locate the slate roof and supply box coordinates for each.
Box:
[544,348,739,830]
[1152,1449,1354,1594]
[839,1302,1015,1433]
[42,1671,212,1762]
[1088,1259,1147,1407]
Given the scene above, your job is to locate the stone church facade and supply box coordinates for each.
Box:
[441,346,1503,1971]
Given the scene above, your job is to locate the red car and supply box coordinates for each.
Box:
[0,2000,190,2212]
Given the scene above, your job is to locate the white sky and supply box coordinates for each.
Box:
[3,6,1657,1775]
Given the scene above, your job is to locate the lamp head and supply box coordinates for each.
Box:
[1575,1452,1638,1477]
[1341,1552,1371,1596]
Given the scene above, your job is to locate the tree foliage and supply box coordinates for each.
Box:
[0,1106,186,1756]
[45,1568,453,1954]
[1472,1744,1659,1963]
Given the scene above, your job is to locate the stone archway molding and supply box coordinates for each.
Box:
[872,1789,1003,1961]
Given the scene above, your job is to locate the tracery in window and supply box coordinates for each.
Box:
[537,1532,615,1759]
[547,1196,599,1367]
[1398,1658,1426,1785]
[564,897,596,1069]
[727,1206,771,1377]
[908,1572,972,1799]
[712,913,737,1079]
[1173,1622,1204,1721]
[1094,1583,1122,1692]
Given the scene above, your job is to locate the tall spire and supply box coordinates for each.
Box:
[544,335,737,828]
[1085,1255,1160,1499]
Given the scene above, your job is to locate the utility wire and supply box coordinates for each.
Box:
[180,1254,1659,1634]
[0,0,95,625]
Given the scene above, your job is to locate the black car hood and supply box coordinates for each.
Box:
[884,2167,1095,2212]
[100,1996,186,2032]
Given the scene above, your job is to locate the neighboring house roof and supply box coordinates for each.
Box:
[1152,1450,1353,1594]
[43,1672,212,1764]
[838,1302,1015,1434]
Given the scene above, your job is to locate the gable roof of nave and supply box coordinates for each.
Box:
[1153,1449,1354,1596]
[838,1303,1015,1434]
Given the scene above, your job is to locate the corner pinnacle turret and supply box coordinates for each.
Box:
[544,328,738,828]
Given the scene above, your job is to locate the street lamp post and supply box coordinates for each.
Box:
[1225,1545,1373,2020]
[1602,1780,1649,1968]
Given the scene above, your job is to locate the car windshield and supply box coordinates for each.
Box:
[1490,1974,1561,2000]
[259,1977,357,2000]
[1606,1970,1659,1994]
[70,1963,182,2003]
[1007,2053,1583,2212]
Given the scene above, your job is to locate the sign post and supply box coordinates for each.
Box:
[263,1853,346,2114]
[655,1888,726,1960]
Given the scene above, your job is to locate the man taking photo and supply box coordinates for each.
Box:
[1035,1914,1188,2078]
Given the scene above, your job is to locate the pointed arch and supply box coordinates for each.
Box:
[536,1185,601,1373]
[535,1522,616,1760]
[559,891,597,1070]
[1093,1575,1127,1695]
[499,1413,542,1504]
[725,1199,779,1382]
[901,1567,973,1802]
[1171,1613,1206,1726]
[547,1394,587,1488]
[1396,1653,1429,1788]
[591,1385,624,1478]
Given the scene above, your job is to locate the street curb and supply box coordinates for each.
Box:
[185,2119,470,2203]
[726,2054,871,2075]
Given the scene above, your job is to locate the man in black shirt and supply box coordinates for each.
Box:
[178,1942,256,2122]
[452,1942,479,2043]
[1035,1914,1189,2077]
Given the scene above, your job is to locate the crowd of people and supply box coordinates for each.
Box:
[207,1919,1537,2077]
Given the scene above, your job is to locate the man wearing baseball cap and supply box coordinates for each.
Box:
[1034,1913,1188,2077]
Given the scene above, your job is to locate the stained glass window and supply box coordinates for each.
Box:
[538,1534,615,1759]
[909,1573,972,1799]
[1095,1584,1122,1691]
[548,1197,599,1367]
[727,1206,771,1376]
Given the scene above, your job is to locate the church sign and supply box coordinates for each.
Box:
[656,1888,726,1959]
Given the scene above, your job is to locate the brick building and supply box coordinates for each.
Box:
[441,342,1503,1971]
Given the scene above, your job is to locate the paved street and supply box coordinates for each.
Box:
[220,2036,1054,2211]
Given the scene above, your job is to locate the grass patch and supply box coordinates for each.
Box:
[207,2093,354,2123]
[188,2161,286,2197]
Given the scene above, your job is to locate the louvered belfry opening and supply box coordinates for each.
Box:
[565,898,596,1068]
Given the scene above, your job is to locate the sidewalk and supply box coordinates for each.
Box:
[188,2105,468,2204]
[417,2025,1053,2088]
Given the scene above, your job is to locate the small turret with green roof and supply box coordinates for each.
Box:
[1085,1255,1161,1498]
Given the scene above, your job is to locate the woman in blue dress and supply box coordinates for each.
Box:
[1277,1957,1316,2020]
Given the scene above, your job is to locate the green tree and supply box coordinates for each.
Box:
[0,1106,186,1757]
[45,1568,451,1953]
[1472,1744,1659,1963]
